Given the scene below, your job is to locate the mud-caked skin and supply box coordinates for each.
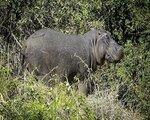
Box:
[25,28,123,94]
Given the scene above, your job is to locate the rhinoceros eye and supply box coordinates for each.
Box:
[105,34,109,39]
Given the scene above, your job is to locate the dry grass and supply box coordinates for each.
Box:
[87,86,143,120]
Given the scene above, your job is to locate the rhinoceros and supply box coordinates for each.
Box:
[24,28,123,94]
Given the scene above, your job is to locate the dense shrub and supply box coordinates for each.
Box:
[100,0,150,44]
[0,64,144,120]
[0,0,103,45]
[0,69,95,120]
[1,0,149,45]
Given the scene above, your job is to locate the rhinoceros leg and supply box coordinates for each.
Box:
[77,67,95,95]
[78,79,95,96]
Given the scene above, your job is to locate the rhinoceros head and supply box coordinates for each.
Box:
[91,29,124,64]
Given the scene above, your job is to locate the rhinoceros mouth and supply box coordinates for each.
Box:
[105,43,124,63]
[105,50,123,63]
[105,53,114,63]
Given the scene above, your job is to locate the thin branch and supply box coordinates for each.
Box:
[11,32,23,49]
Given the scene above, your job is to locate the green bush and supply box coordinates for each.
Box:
[100,0,150,44]
[0,65,145,120]
[0,70,95,120]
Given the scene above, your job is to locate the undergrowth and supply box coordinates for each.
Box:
[0,41,148,120]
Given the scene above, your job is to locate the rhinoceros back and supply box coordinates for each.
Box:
[25,28,90,76]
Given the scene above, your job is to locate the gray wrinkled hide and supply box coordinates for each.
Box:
[25,28,123,95]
